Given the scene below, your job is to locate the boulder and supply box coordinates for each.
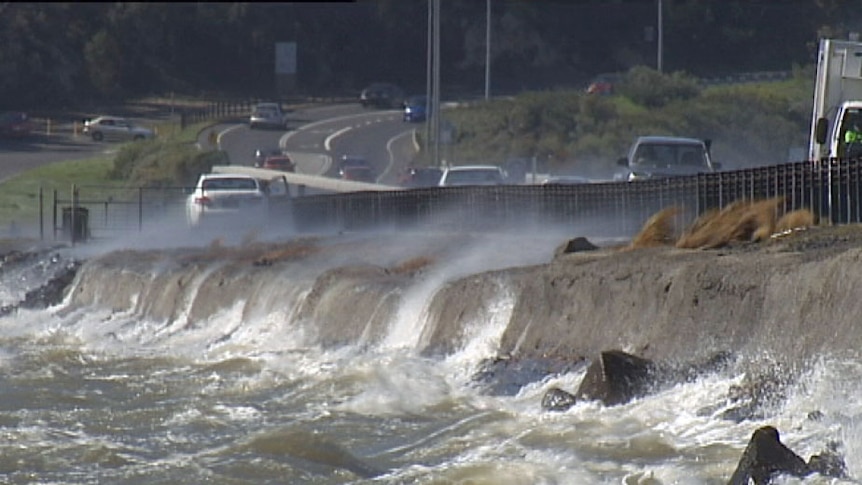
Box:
[727,426,810,484]
[807,444,848,480]
[554,237,599,257]
[541,387,577,411]
[574,350,656,406]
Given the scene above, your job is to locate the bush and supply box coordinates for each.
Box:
[444,69,812,174]
[110,138,229,188]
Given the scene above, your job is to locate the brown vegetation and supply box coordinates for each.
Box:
[389,256,436,275]
[629,198,816,250]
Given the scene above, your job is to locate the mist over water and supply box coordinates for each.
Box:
[1,225,860,483]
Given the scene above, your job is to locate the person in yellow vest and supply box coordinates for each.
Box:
[844,121,862,158]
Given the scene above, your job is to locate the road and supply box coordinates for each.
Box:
[211,103,420,186]
[0,132,115,184]
[0,102,420,191]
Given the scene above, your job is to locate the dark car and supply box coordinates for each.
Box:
[617,136,720,181]
[261,155,296,172]
[399,166,442,188]
[338,155,376,181]
[0,112,35,138]
[360,83,404,109]
[340,165,376,182]
[254,148,282,167]
[403,95,428,122]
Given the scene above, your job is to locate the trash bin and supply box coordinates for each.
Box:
[62,207,89,242]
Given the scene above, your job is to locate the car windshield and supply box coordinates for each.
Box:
[446,169,501,185]
[633,144,706,168]
[202,178,259,190]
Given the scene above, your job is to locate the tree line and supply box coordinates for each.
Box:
[0,1,857,110]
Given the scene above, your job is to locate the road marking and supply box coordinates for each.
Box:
[324,126,353,152]
[381,130,416,181]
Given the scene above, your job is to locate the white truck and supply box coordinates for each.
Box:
[809,38,862,160]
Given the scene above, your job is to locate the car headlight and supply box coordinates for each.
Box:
[628,171,652,181]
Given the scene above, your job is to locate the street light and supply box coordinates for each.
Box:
[657,0,663,72]
[485,0,491,100]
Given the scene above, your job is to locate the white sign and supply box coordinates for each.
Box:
[275,42,297,74]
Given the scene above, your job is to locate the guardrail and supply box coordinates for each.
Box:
[44,157,862,245]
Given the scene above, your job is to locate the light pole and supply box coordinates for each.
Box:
[485,0,491,100]
[657,0,663,72]
[431,0,442,167]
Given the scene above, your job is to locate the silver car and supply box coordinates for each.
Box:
[83,116,155,142]
[249,103,287,130]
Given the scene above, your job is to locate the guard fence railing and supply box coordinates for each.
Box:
[44,157,862,245]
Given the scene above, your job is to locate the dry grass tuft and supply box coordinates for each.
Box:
[253,243,320,266]
[775,209,816,233]
[627,206,681,250]
[389,256,435,275]
[675,197,785,249]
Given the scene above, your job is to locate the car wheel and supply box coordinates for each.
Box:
[133,135,144,141]
[91,132,103,142]
[249,123,257,130]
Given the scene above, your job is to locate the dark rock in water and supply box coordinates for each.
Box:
[574,350,656,406]
[541,387,578,411]
[554,237,598,257]
[728,426,810,485]
[473,355,584,396]
[720,368,791,423]
[807,442,848,480]
[20,261,81,310]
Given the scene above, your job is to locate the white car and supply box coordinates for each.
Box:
[249,102,288,130]
[83,116,155,142]
[186,173,271,228]
[438,165,506,186]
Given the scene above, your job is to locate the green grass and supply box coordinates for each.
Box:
[0,157,121,228]
[0,119,215,230]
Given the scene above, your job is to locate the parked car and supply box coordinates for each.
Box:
[403,95,428,122]
[360,83,404,109]
[438,165,506,186]
[186,173,270,228]
[261,155,296,172]
[338,155,376,182]
[0,111,34,138]
[83,116,155,142]
[249,102,288,130]
[617,136,720,181]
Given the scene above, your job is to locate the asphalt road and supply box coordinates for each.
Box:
[0,102,420,189]
[210,103,420,186]
[0,132,117,184]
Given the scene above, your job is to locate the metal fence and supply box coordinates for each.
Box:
[46,157,862,244]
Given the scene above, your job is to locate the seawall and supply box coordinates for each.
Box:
[63,227,862,368]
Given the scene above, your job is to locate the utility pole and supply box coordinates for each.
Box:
[431,0,442,167]
[425,0,433,152]
[485,0,491,100]
[657,0,663,72]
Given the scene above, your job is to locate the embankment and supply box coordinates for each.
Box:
[62,226,862,368]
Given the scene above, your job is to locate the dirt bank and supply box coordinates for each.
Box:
[422,224,862,367]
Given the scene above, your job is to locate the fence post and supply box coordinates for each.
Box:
[70,184,78,246]
[139,187,144,232]
[39,186,44,241]
[52,189,57,240]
